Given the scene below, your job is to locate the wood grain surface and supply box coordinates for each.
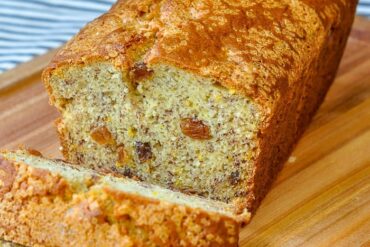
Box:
[0,17,370,247]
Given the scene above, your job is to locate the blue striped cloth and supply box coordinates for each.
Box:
[0,0,369,73]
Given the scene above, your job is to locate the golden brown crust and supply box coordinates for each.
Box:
[43,0,356,105]
[42,0,358,218]
[0,155,238,247]
[243,0,358,213]
[0,159,16,197]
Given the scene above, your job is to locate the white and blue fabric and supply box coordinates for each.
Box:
[358,0,370,16]
[0,0,115,73]
[0,0,369,73]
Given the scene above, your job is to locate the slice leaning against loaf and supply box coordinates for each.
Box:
[0,150,239,247]
[42,0,358,221]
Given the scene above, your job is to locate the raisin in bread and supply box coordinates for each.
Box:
[42,0,358,220]
[0,150,238,247]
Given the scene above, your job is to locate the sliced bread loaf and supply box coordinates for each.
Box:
[0,150,238,247]
[42,0,358,220]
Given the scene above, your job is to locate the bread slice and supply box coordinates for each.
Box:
[42,0,358,219]
[0,150,239,247]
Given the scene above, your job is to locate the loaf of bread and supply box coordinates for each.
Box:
[0,150,238,246]
[42,0,358,221]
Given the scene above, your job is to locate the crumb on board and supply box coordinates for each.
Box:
[288,156,297,163]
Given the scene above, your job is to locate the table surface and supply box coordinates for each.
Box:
[0,17,370,247]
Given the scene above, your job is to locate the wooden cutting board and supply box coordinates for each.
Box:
[1,17,370,247]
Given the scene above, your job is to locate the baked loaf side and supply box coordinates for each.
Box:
[0,150,239,247]
[43,0,358,218]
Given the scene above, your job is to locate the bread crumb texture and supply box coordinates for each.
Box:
[0,156,238,247]
[43,0,357,216]
[50,63,260,206]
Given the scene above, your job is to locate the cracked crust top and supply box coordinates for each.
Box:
[42,0,354,109]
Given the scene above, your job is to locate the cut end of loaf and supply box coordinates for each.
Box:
[47,61,261,216]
